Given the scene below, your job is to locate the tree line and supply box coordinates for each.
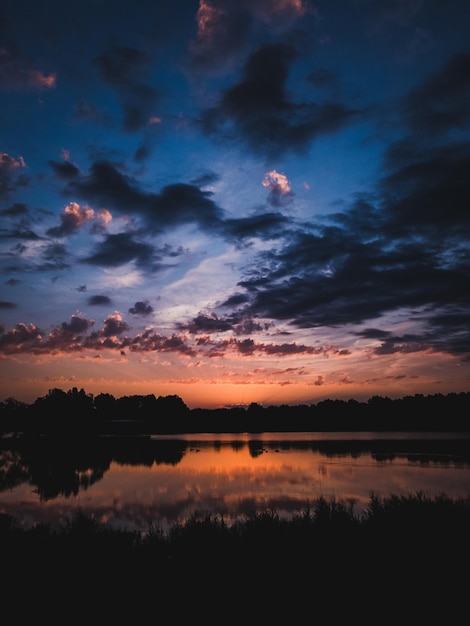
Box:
[1,387,470,436]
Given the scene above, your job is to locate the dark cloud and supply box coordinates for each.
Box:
[0,202,28,217]
[0,226,40,241]
[0,315,93,354]
[224,212,292,241]
[60,315,94,335]
[74,99,111,126]
[0,301,16,309]
[191,171,220,187]
[266,187,294,209]
[0,45,56,91]
[47,202,95,237]
[0,322,43,353]
[201,43,358,157]
[0,153,29,198]
[401,52,470,136]
[178,311,271,337]
[236,198,469,337]
[40,243,69,270]
[64,160,225,233]
[152,183,225,230]
[123,329,197,356]
[198,336,343,359]
[220,292,250,308]
[371,336,430,356]
[380,141,470,241]
[232,317,268,336]
[62,160,299,246]
[82,233,155,268]
[129,301,154,316]
[187,0,312,75]
[356,328,390,340]
[376,54,470,251]
[0,312,344,361]
[101,315,129,337]
[307,68,338,89]
[188,0,252,73]
[49,160,80,179]
[88,295,112,306]
[218,53,470,357]
[45,316,95,351]
[178,313,234,334]
[133,142,150,163]
[64,161,149,212]
[94,45,159,132]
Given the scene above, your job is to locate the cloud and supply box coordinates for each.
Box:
[0,202,28,217]
[74,99,111,126]
[0,202,41,243]
[401,52,470,136]
[178,312,234,334]
[0,46,56,91]
[49,160,80,179]
[101,313,129,337]
[201,43,358,157]
[262,170,294,207]
[380,141,470,241]
[379,54,470,245]
[39,243,70,271]
[94,45,159,132]
[82,232,155,268]
[61,160,301,245]
[47,202,95,237]
[217,52,470,359]
[129,301,154,315]
[223,211,292,241]
[0,153,25,169]
[0,310,347,361]
[371,336,430,356]
[189,0,311,74]
[0,322,43,353]
[177,311,271,336]
[88,295,112,306]
[0,153,28,198]
[64,160,225,233]
[307,68,338,89]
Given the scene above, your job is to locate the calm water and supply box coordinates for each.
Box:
[1,431,469,534]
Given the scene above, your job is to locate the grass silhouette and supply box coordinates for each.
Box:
[2,492,468,620]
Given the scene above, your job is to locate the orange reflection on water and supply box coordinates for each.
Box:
[1,432,469,533]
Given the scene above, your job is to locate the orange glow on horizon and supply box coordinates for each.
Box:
[3,369,467,409]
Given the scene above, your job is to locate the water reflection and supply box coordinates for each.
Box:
[1,432,469,533]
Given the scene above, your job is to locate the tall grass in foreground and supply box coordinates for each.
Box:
[1,492,469,621]
[1,491,469,551]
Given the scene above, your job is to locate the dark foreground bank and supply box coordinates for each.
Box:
[2,492,469,621]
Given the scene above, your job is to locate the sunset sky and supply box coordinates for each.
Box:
[1,0,469,408]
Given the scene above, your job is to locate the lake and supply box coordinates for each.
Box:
[1,431,469,534]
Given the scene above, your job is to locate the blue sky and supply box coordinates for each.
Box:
[1,0,469,408]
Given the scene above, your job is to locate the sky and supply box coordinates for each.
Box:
[0,0,469,409]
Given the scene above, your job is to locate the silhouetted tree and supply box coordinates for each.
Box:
[29,387,95,435]
[0,397,28,435]
[153,395,189,433]
[2,388,470,436]
[94,393,117,417]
